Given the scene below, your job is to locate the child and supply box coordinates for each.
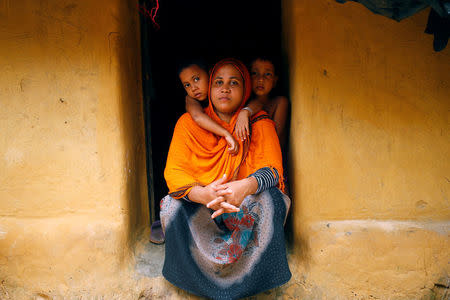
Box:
[247,55,291,198]
[178,60,263,153]
[237,56,289,148]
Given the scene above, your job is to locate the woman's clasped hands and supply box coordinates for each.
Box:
[206,174,239,219]
[207,174,258,219]
[189,174,257,219]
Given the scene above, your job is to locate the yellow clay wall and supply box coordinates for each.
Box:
[1,0,449,298]
[0,0,149,297]
[283,0,449,298]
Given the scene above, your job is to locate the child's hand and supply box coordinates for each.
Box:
[224,133,239,156]
[235,110,250,141]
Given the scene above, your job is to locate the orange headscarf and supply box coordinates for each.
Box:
[165,58,284,199]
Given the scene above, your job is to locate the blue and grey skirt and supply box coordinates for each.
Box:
[160,187,291,299]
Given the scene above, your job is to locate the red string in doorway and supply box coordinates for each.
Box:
[138,0,160,30]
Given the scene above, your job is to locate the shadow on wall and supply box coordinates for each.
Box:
[112,1,150,246]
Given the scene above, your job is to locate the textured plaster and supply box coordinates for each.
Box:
[283,0,450,298]
[0,0,149,297]
[1,0,449,298]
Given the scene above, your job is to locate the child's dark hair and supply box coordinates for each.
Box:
[176,59,209,76]
[248,54,280,75]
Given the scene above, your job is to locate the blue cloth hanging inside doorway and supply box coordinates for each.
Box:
[335,0,447,21]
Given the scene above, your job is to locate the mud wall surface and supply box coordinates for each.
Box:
[0,0,149,297]
[283,0,449,298]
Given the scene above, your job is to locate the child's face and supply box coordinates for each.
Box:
[250,59,277,97]
[179,65,209,101]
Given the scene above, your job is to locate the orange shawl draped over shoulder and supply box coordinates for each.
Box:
[164,58,284,199]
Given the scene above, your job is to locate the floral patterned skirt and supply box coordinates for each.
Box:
[160,187,291,300]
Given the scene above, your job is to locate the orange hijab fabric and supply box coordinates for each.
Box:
[165,58,284,199]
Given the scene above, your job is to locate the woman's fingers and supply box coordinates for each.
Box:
[211,208,239,219]
[214,183,230,191]
[211,208,224,219]
[220,201,239,212]
[215,188,232,196]
[206,196,225,209]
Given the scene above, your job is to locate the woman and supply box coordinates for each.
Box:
[161,58,291,299]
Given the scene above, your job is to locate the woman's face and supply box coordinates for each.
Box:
[210,64,244,119]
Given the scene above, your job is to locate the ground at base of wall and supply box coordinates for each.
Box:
[136,275,318,300]
[2,274,447,300]
[136,275,450,300]
[2,238,447,299]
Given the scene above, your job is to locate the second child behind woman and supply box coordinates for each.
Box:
[235,56,289,148]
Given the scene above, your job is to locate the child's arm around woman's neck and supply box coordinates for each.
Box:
[185,95,238,155]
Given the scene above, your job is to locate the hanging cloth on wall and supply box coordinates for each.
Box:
[425,7,450,51]
[335,0,447,21]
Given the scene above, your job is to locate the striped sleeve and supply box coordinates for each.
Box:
[181,195,192,202]
[248,167,280,194]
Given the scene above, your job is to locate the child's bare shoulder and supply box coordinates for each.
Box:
[274,96,289,107]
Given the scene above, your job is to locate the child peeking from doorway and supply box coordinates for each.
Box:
[246,56,289,149]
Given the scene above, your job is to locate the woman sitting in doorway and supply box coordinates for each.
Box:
[161,58,291,299]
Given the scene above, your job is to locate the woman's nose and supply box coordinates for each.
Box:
[221,84,231,92]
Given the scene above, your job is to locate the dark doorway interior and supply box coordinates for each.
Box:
[139,0,285,222]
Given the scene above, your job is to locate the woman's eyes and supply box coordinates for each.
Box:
[184,83,190,88]
[264,72,273,77]
[214,80,239,86]
[193,76,200,82]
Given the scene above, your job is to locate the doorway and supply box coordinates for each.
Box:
[139,0,286,222]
